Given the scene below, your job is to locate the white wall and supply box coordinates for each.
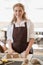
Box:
[0,0,43,29]
[34,23,43,28]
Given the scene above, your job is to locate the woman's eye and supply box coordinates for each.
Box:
[15,10,17,12]
[15,10,22,12]
[19,10,22,12]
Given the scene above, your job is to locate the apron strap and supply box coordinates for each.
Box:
[24,22,27,27]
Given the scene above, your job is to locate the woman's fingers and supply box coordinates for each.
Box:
[5,50,8,53]
[20,51,26,58]
[5,49,14,54]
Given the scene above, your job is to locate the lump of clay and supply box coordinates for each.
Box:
[6,54,11,59]
[22,59,29,65]
[13,53,19,58]
[6,53,19,59]
[31,58,41,65]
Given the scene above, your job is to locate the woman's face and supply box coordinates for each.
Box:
[13,6,24,19]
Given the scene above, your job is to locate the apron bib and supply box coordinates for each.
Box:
[12,22,33,53]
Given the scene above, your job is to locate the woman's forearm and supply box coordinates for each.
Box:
[21,38,34,58]
[26,38,34,53]
[7,40,13,50]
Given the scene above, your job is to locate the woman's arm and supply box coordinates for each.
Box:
[26,21,35,56]
[25,38,34,56]
[21,20,35,58]
[21,38,34,58]
[5,40,14,53]
[6,40,13,49]
[25,21,35,55]
[6,25,14,53]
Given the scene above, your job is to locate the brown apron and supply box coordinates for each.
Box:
[12,22,33,53]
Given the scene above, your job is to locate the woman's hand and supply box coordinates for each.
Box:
[20,49,29,58]
[20,51,29,58]
[20,51,25,58]
[5,49,15,54]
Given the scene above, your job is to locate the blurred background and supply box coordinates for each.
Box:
[0,0,43,55]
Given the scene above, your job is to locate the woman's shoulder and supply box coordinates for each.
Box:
[25,19,33,25]
[25,19,34,27]
[7,23,13,29]
[26,19,33,23]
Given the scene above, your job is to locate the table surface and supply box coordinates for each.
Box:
[0,53,43,60]
[0,53,43,65]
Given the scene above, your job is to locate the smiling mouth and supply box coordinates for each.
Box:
[17,14,21,16]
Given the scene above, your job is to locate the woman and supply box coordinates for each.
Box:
[6,3,34,57]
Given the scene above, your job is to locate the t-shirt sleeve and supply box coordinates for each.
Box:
[29,21,35,38]
[7,24,13,43]
[0,41,4,46]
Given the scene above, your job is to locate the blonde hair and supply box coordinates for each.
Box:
[11,3,27,24]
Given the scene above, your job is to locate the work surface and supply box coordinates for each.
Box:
[0,53,43,65]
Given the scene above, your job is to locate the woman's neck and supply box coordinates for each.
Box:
[17,18,23,23]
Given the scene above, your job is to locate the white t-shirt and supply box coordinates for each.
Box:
[0,41,4,46]
[7,19,34,42]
